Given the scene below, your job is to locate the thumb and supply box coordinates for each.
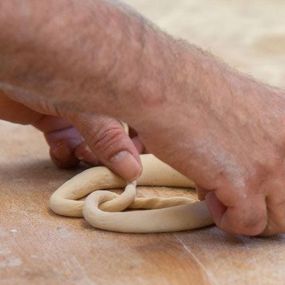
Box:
[70,113,142,181]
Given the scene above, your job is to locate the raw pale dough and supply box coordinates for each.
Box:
[49,154,213,233]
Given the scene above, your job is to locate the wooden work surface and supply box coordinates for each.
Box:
[1,1,285,284]
[1,123,285,285]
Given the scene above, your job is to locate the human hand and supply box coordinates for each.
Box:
[134,51,285,236]
[1,0,285,236]
[0,92,143,180]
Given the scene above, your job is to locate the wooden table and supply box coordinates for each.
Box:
[1,124,285,285]
[1,1,285,284]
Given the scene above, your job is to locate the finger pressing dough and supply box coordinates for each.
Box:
[49,154,213,233]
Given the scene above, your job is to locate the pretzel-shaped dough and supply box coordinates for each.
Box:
[49,154,213,233]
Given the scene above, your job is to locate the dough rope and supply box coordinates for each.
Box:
[49,154,214,233]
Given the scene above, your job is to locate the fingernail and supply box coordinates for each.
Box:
[110,151,141,181]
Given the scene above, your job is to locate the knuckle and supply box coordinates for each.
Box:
[221,208,267,236]
[88,126,127,158]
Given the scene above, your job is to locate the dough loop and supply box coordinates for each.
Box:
[49,154,213,233]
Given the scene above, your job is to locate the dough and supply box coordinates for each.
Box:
[49,154,213,233]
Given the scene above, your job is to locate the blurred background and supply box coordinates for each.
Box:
[125,0,285,89]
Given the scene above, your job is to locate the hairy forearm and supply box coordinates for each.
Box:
[0,0,191,121]
[1,0,282,133]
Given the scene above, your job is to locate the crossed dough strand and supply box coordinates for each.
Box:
[49,154,213,233]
